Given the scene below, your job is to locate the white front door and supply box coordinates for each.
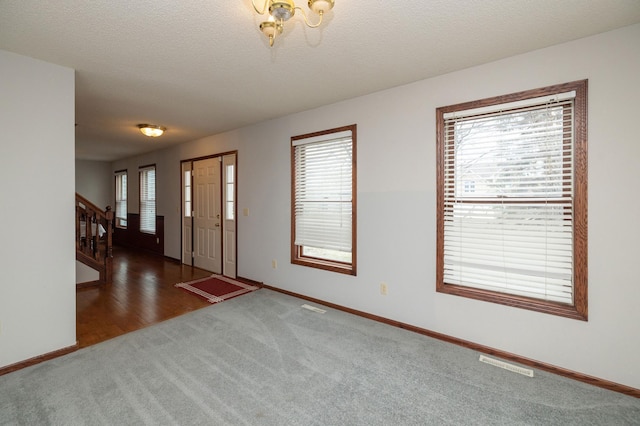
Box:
[193,157,222,273]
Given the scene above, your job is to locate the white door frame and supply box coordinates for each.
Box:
[222,153,237,278]
[181,161,193,266]
[181,152,237,278]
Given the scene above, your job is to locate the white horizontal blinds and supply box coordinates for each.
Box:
[294,132,353,253]
[443,91,576,121]
[115,171,127,226]
[443,95,575,304]
[139,166,156,234]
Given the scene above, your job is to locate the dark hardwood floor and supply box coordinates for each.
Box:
[76,245,212,348]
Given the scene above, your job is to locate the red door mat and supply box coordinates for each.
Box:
[175,275,259,304]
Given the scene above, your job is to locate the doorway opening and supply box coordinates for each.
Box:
[181,152,237,278]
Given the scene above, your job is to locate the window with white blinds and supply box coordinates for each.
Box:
[436,80,588,320]
[292,125,356,275]
[139,165,156,234]
[115,170,127,228]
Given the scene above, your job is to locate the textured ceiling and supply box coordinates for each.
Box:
[1,0,639,161]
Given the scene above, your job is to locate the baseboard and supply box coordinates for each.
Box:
[76,279,103,289]
[163,255,181,264]
[261,283,640,399]
[0,343,79,376]
[236,276,264,287]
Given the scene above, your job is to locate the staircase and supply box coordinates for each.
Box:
[76,193,113,287]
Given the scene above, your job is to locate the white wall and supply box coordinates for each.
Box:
[113,24,640,389]
[76,262,99,284]
[75,159,112,208]
[0,50,76,367]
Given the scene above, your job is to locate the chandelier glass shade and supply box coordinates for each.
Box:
[252,0,335,46]
[137,124,166,137]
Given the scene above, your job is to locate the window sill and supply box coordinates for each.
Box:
[292,257,356,276]
[436,282,587,321]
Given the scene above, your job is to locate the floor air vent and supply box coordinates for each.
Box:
[479,355,534,377]
[301,304,326,314]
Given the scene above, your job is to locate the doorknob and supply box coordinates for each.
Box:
[215,223,220,227]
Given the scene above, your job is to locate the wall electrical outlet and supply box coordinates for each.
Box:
[272,259,277,269]
[380,282,388,295]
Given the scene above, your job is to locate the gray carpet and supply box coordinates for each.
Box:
[1,289,638,425]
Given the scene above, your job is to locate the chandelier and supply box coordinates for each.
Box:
[251,0,335,47]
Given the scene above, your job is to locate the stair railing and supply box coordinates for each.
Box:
[75,193,113,286]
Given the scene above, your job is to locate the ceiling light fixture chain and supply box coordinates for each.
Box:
[251,0,334,47]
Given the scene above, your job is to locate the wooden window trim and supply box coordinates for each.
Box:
[139,164,157,235]
[436,80,588,320]
[290,124,357,276]
[114,169,127,229]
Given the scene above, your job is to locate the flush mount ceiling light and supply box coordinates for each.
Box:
[252,0,335,47]
[137,124,166,137]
